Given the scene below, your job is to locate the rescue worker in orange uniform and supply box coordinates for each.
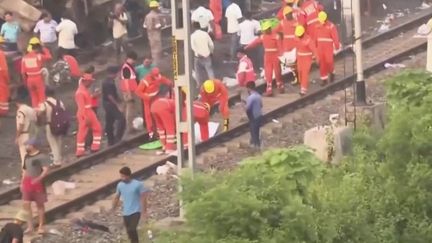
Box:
[275,6,299,85]
[135,67,173,137]
[295,25,318,96]
[200,79,229,131]
[300,0,323,40]
[75,73,103,157]
[21,37,52,109]
[180,89,211,147]
[0,37,10,116]
[150,87,176,155]
[245,21,284,96]
[236,48,256,100]
[209,0,223,39]
[316,11,341,85]
[277,0,306,26]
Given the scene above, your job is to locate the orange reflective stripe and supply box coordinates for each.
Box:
[298,52,312,56]
[284,35,295,38]
[317,38,333,42]
[265,48,278,52]
[26,70,43,75]
[307,18,318,25]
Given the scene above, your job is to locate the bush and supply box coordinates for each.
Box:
[156,71,432,243]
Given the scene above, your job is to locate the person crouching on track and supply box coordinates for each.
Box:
[75,73,102,157]
[200,79,230,132]
[316,11,341,85]
[244,81,263,149]
[245,21,284,96]
[236,48,256,102]
[136,67,173,138]
[180,88,211,147]
[294,25,318,96]
[151,86,176,155]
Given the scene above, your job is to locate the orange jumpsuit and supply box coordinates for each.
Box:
[21,49,51,109]
[301,0,323,40]
[150,97,176,151]
[274,19,298,52]
[75,83,103,156]
[200,79,229,119]
[277,6,306,26]
[247,33,283,94]
[0,50,9,116]
[296,34,318,94]
[135,74,173,135]
[63,55,81,78]
[182,101,211,147]
[316,21,341,81]
[209,0,222,39]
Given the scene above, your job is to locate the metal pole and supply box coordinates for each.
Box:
[171,0,196,218]
[353,0,367,105]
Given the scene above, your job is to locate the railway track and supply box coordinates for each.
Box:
[0,9,430,228]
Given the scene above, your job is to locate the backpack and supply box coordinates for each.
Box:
[46,99,71,136]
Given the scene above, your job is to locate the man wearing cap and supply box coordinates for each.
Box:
[0,36,10,116]
[315,11,341,85]
[200,79,230,132]
[236,48,256,101]
[0,210,27,242]
[75,73,103,157]
[21,37,52,109]
[103,66,126,146]
[21,138,50,234]
[144,1,164,66]
[245,21,284,96]
[15,87,37,167]
[135,67,173,138]
[294,25,318,96]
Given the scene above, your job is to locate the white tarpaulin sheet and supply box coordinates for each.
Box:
[195,122,219,142]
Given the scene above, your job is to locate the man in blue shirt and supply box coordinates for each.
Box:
[244,81,263,148]
[0,12,20,51]
[112,167,149,243]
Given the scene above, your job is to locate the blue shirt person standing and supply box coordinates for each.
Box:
[244,81,263,148]
[0,12,20,51]
[112,167,149,243]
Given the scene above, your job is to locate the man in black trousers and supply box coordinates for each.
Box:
[102,66,126,145]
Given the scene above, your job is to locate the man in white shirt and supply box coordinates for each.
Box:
[56,15,78,56]
[238,11,262,71]
[34,13,58,57]
[191,22,215,87]
[225,0,242,61]
[110,3,129,62]
[191,2,215,34]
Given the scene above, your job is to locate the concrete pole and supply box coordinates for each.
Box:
[427,31,432,72]
[353,0,367,105]
[171,0,196,218]
[341,0,353,43]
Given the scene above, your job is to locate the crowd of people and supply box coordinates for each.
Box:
[0,0,343,242]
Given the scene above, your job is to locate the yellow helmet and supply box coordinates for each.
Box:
[149,1,160,8]
[318,11,328,24]
[285,0,295,3]
[29,37,41,45]
[203,80,215,93]
[262,21,272,31]
[27,45,33,52]
[283,6,293,16]
[295,25,305,37]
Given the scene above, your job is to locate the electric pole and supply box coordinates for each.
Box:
[353,0,367,105]
[171,0,196,218]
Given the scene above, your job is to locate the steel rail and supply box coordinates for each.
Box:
[1,9,430,206]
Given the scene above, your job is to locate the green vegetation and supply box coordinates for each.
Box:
[155,71,432,243]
